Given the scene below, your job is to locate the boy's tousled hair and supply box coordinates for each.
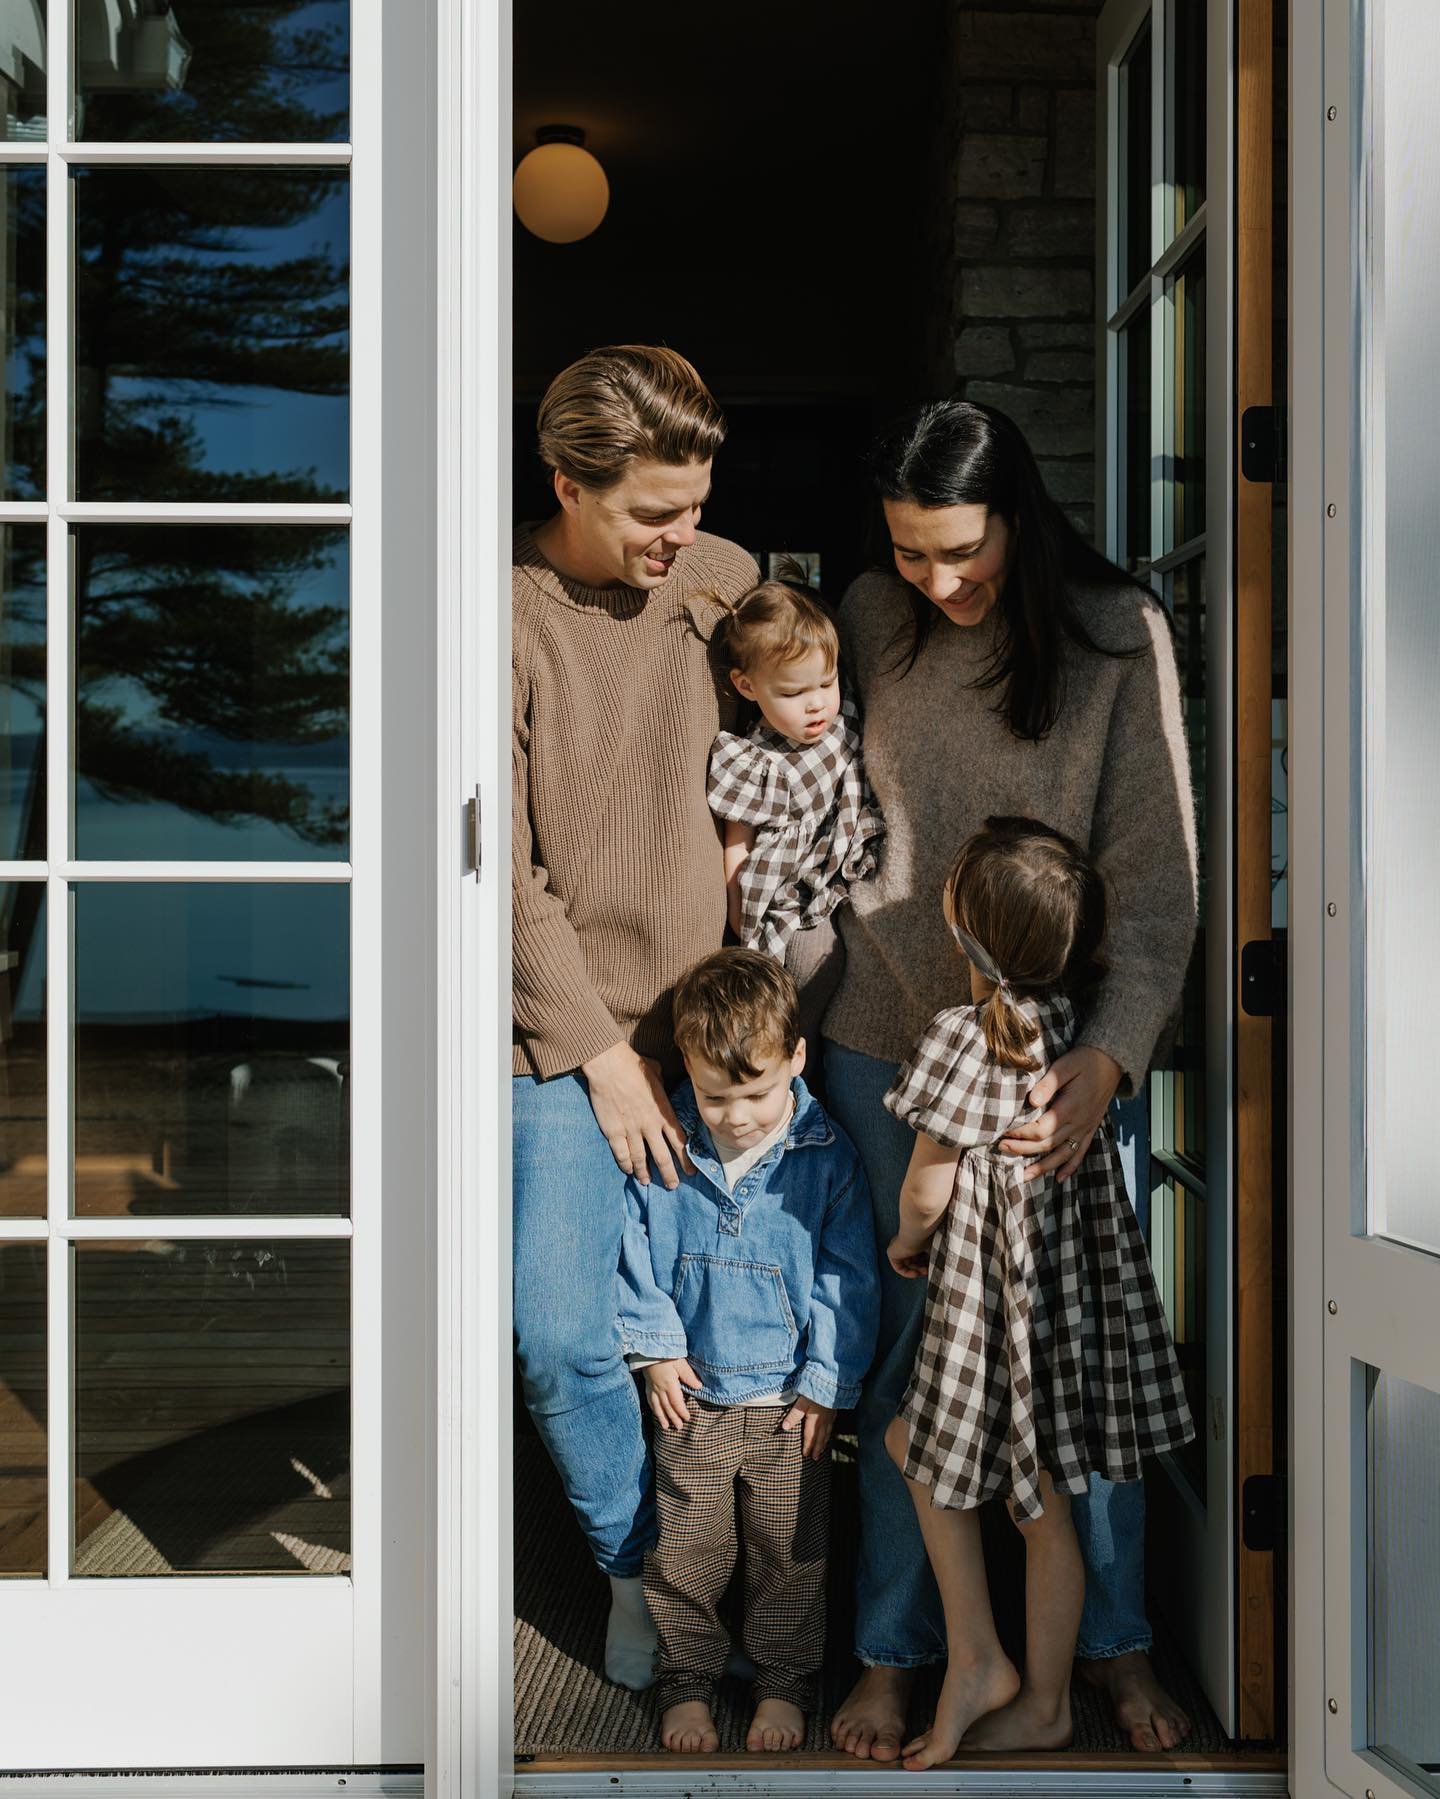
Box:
[943,816,1108,1072]
[672,948,800,1083]
[719,557,840,678]
[536,345,726,492]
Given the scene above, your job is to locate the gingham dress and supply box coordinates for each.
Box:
[707,693,884,960]
[884,994,1194,1521]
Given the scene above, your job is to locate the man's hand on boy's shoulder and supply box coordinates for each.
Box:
[781,1394,835,1461]
[642,1357,702,1430]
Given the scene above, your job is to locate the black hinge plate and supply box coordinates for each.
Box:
[1242,1473,1286,1551]
[1241,939,1284,1018]
[1241,405,1286,483]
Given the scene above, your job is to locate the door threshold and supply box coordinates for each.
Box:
[0,1775,424,1799]
[515,1749,1289,1796]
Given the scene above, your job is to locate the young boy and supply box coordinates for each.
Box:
[618,948,880,1754]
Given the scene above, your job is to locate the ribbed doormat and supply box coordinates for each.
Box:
[513,1428,1235,1759]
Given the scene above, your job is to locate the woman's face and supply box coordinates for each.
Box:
[883,497,1014,629]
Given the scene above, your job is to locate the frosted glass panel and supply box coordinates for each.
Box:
[1368,1370,1440,1793]
[1370,0,1440,1256]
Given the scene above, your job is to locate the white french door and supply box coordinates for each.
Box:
[1096,0,1237,1733]
[1290,0,1440,1794]
[0,0,428,1769]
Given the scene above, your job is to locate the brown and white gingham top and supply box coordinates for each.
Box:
[707,693,884,960]
[884,994,1194,1520]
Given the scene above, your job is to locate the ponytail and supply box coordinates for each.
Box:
[979,987,1043,1072]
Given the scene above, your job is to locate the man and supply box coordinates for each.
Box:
[512,345,757,1687]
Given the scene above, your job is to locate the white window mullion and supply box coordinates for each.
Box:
[58,1217,354,1242]
[57,861,353,882]
[43,0,73,1595]
[58,143,352,168]
[59,503,353,525]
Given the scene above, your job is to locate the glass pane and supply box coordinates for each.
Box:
[0,3,45,140]
[1170,250,1206,547]
[1367,0,1440,1256]
[74,527,349,860]
[1146,1171,1205,1499]
[0,166,45,501]
[1367,1369,1440,1793]
[0,524,44,859]
[74,168,349,502]
[1121,310,1151,574]
[1120,21,1152,296]
[76,0,349,143]
[0,1239,44,1574]
[0,885,45,1218]
[1153,557,1208,1173]
[73,1238,349,1576]
[73,884,349,1218]
[1171,0,1207,234]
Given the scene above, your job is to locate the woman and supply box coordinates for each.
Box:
[824,400,1197,1757]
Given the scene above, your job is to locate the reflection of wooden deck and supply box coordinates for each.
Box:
[0,1238,350,1579]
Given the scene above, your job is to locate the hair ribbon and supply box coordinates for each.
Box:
[949,918,1012,996]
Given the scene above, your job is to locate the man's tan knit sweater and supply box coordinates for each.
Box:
[512,525,759,1080]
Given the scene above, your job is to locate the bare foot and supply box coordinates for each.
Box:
[901,1654,1022,1771]
[746,1696,805,1752]
[1079,1651,1192,1751]
[964,1685,1074,1751]
[830,1664,912,1761]
[660,1699,719,1754]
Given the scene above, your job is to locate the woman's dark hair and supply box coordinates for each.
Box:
[868,400,1147,740]
[943,816,1109,1071]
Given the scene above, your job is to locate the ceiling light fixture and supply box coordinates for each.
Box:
[513,125,609,245]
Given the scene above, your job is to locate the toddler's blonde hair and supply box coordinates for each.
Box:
[720,562,840,678]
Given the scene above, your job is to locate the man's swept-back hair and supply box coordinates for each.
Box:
[537,345,727,492]
[672,948,800,1084]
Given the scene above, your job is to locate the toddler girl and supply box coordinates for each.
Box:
[881,816,1194,1768]
[707,568,883,1045]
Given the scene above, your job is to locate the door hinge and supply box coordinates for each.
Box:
[1240,938,1284,1017]
[466,785,482,880]
[1240,404,1286,483]
[1242,1473,1286,1552]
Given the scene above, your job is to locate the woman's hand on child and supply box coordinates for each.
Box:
[582,1042,695,1189]
[1000,1044,1124,1183]
[643,1358,702,1430]
[886,1234,931,1279]
[781,1395,835,1461]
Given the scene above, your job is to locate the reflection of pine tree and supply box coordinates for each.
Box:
[5,4,353,881]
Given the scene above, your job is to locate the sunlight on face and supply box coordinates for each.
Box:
[732,647,841,746]
[575,456,713,590]
[883,497,1013,628]
[683,1041,806,1159]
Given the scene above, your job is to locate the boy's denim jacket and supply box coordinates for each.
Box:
[617,1075,880,1409]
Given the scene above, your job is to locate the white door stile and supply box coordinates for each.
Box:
[349,0,385,1759]
[434,0,511,1791]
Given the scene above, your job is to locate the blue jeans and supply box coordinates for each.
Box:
[513,1072,654,1577]
[824,1041,1153,1665]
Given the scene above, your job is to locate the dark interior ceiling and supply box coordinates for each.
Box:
[512,1,953,407]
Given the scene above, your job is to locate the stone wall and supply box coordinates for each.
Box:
[946,1,1103,543]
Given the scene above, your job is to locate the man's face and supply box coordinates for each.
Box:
[683,1040,806,1160]
[563,457,713,590]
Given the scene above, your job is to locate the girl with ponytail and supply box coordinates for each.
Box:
[873,818,1193,1769]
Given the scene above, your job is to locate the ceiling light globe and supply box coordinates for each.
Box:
[513,142,609,244]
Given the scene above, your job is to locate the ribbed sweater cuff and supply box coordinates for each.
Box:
[513,1016,624,1082]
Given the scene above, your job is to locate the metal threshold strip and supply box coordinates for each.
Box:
[0,1775,423,1799]
[515,1753,1290,1797]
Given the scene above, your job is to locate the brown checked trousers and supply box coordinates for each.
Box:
[644,1397,830,1711]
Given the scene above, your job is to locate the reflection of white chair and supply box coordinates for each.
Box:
[74,0,191,95]
[224,1056,346,1215]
